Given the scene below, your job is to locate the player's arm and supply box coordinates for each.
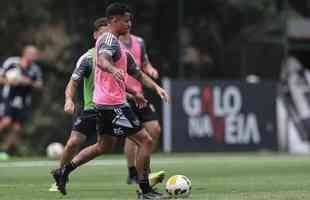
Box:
[64,79,79,114]
[127,52,169,103]
[0,72,6,85]
[64,54,90,114]
[96,33,124,82]
[140,38,159,79]
[125,84,148,109]
[0,59,18,85]
[142,63,159,80]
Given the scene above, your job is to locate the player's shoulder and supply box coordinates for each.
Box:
[86,48,95,59]
[131,34,145,44]
[98,32,118,45]
[76,50,92,67]
[2,57,20,69]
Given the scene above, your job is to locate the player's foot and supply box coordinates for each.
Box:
[51,168,68,195]
[149,171,165,187]
[127,174,139,185]
[137,188,166,199]
[48,183,58,192]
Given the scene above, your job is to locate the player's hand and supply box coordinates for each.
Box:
[155,86,170,103]
[111,68,125,82]
[145,67,159,79]
[7,79,19,86]
[133,94,148,109]
[18,76,32,86]
[64,99,75,114]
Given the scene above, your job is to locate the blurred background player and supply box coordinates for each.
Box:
[0,45,43,156]
[49,17,109,192]
[119,21,165,186]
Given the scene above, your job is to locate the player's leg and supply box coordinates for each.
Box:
[125,100,164,186]
[124,99,140,182]
[49,112,91,192]
[70,134,113,167]
[144,120,161,152]
[58,131,86,168]
[0,111,17,152]
[124,134,139,183]
[58,110,98,168]
[52,134,112,195]
[0,104,25,150]
[128,129,163,199]
[0,116,13,133]
[57,109,98,168]
[0,121,21,151]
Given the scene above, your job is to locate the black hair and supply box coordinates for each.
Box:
[94,17,108,31]
[105,2,132,19]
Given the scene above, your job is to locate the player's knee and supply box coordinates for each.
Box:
[66,137,82,149]
[97,143,106,153]
[96,140,108,154]
[143,133,153,147]
[152,125,161,139]
[1,118,12,127]
[145,122,161,139]
[66,139,80,150]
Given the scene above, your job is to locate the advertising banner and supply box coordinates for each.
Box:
[162,79,277,152]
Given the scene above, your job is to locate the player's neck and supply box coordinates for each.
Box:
[120,34,131,44]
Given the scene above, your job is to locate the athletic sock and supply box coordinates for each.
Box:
[63,161,76,176]
[139,179,152,194]
[128,166,138,178]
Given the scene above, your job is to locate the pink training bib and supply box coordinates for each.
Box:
[125,35,143,94]
[93,33,128,105]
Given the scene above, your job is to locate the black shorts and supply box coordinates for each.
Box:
[96,104,143,137]
[127,98,158,123]
[4,105,30,123]
[72,110,97,137]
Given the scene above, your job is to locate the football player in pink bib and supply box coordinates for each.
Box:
[119,19,164,187]
[52,3,170,199]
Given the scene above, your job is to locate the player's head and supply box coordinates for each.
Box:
[93,17,109,40]
[22,45,39,63]
[105,3,132,35]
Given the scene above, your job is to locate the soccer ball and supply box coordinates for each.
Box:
[5,68,22,81]
[46,142,64,159]
[165,175,192,198]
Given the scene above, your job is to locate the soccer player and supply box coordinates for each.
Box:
[49,17,147,192]
[49,17,109,192]
[0,45,43,155]
[52,3,170,199]
[119,24,164,185]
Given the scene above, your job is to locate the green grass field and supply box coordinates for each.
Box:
[0,153,310,200]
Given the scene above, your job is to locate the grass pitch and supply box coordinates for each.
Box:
[0,153,309,200]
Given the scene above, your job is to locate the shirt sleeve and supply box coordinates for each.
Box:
[71,53,92,81]
[126,52,140,76]
[96,33,121,62]
[0,57,19,76]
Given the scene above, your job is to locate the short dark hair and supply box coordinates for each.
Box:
[105,3,132,19]
[94,17,108,31]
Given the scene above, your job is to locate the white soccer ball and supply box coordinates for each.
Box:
[166,175,192,198]
[5,68,22,81]
[46,142,64,159]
